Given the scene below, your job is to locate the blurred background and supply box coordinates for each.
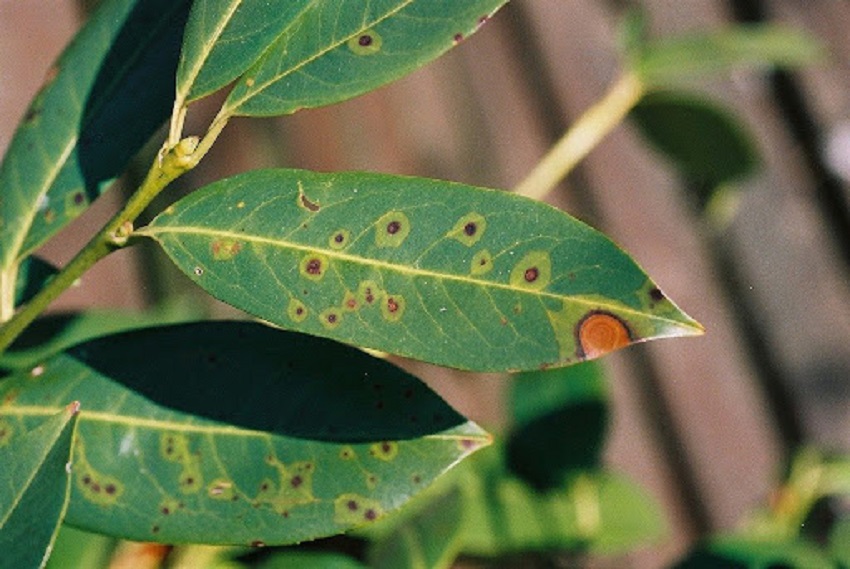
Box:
[1,1,849,567]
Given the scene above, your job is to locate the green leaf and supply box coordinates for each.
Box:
[368,486,465,569]
[673,536,835,569]
[506,363,609,491]
[0,304,199,370]
[254,551,367,569]
[0,0,192,271]
[636,24,823,88]
[45,526,114,569]
[830,518,850,567]
[630,91,759,196]
[139,169,702,372]
[0,402,80,569]
[0,321,488,545]
[460,447,666,557]
[14,257,58,308]
[215,0,508,117]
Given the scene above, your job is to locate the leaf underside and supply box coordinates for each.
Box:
[141,169,702,372]
[0,0,192,270]
[0,321,487,545]
[0,403,79,569]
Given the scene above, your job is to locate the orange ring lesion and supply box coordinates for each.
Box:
[575,311,632,359]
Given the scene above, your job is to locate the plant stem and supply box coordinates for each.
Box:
[0,138,199,356]
[514,72,644,200]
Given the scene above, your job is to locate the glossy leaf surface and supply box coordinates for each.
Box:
[368,486,465,569]
[141,169,702,371]
[0,403,79,569]
[216,0,508,117]
[507,363,608,491]
[636,24,822,87]
[0,322,488,545]
[630,92,758,194]
[0,0,191,270]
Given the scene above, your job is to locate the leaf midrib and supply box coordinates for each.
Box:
[138,225,701,332]
[222,0,415,115]
[0,406,485,442]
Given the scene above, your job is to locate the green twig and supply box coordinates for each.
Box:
[514,72,644,200]
[0,138,199,356]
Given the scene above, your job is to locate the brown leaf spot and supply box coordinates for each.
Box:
[576,311,632,360]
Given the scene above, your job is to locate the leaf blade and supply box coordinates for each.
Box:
[0,402,80,569]
[0,321,488,545]
[141,169,702,372]
[0,0,192,270]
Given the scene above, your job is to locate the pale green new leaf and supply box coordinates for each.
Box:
[212,0,508,117]
[140,169,702,372]
[0,321,488,545]
[0,402,80,569]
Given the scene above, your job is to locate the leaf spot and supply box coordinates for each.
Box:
[509,251,552,290]
[448,213,486,246]
[347,29,383,55]
[320,308,342,329]
[375,211,410,247]
[329,229,350,250]
[334,493,384,525]
[299,254,328,281]
[287,299,308,323]
[471,249,493,276]
[576,311,633,360]
[211,239,242,261]
[369,441,399,461]
[381,294,405,322]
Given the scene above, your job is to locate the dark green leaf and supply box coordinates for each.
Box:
[636,25,823,87]
[140,169,702,372]
[14,257,57,308]
[368,486,465,569]
[461,447,666,556]
[217,1,509,117]
[0,402,80,569]
[0,0,191,272]
[506,363,608,491]
[630,91,759,198]
[0,304,199,370]
[673,536,835,569]
[0,321,488,545]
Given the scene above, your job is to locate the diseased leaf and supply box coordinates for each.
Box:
[630,91,759,197]
[0,402,80,569]
[0,0,191,272]
[0,321,488,545]
[368,486,465,569]
[14,256,58,308]
[507,363,608,491]
[139,169,702,372]
[461,447,666,557]
[214,0,508,117]
[636,24,823,87]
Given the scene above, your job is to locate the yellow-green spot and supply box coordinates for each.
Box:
[369,441,399,462]
[339,446,356,460]
[375,211,410,248]
[160,433,203,494]
[320,307,342,329]
[211,239,242,261]
[287,299,308,323]
[347,29,383,55]
[159,497,182,516]
[75,443,124,506]
[381,294,405,322]
[329,229,351,250]
[255,458,317,515]
[366,473,379,490]
[448,212,487,246]
[357,280,382,307]
[471,249,494,276]
[64,189,88,215]
[333,493,384,525]
[207,479,235,501]
[299,253,328,281]
[509,250,552,291]
[342,290,359,312]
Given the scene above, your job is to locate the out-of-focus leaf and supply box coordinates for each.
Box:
[673,536,835,569]
[139,169,702,372]
[368,486,465,569]
[213,1,509,117]
[0,321,488,545]
[630,91,759,197]
[254,551,367,569]
[14,256,57,308]
[506,362,608,491]
[45,526,114,569]
[830,518,850,567]
[636,24,823,87]
[460,447,666,557]
[0,0,192,271]
[0,304,199,370]
[0,402,80,569]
